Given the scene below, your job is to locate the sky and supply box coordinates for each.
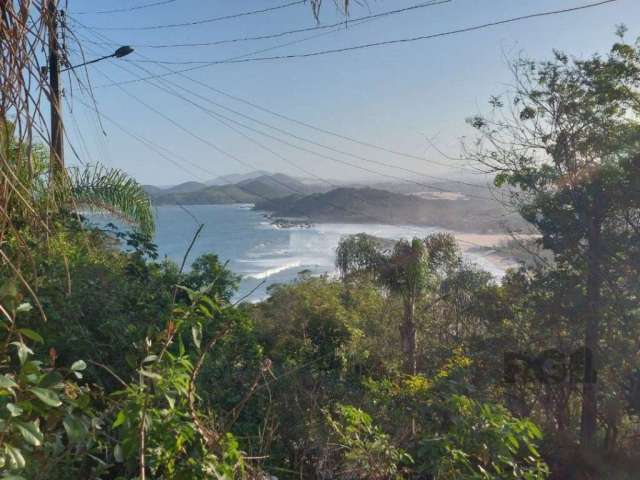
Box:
[62,0,640,186]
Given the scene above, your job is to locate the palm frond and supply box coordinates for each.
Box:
[68,164,155,235]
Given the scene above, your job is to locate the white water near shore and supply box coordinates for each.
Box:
[148,205,517,302]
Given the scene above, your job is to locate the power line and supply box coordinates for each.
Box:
[120,0,618,67]
[75,74,408,224]
[172,75,465,167]
[120,0,451,49]
[78,18,470,169]
[72,54,514,244]
[79,89,508,256]
[74,93,291,210]
[87,40,490,198]
[70,14,374,81]
[87,64,340,207]
[130,65,494,199]
[78,29,489,196]
[74,97,206,179]
[75,23,470,172]
[142,64,482,187]
[73,0,177,15]
[84,0,306,31]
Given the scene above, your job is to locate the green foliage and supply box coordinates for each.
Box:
[0,291,92,479]
[5,34,640,480]
[183,254,240,303]
[68,164,155,236]
[430,396,549,480]
[325,404,411,479]
[468,35,640,455]
[107,289,246,479]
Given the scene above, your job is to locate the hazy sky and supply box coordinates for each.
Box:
[63,0,638,185]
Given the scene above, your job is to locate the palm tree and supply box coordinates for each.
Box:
[67,164,155,235]
[1,121,154,237]
[337,233,460,374]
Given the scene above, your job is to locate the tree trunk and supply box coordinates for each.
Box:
[400,298,417,375]
[580,191,603,449]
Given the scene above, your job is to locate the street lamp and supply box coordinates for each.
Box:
[61,45,134,72]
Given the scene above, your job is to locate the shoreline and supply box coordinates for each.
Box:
[261,211,527,273]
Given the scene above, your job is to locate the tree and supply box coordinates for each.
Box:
[183,254,240,304]
[68,164,155,235]
[337,233,460,374]
[467,36,640,448]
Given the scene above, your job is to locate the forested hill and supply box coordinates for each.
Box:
[256,187,522,233]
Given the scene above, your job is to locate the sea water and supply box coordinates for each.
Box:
[148,204,507,302]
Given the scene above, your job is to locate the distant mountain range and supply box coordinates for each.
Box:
[144,172,524,233]
[145,172,324,205]
[204,170,271,186]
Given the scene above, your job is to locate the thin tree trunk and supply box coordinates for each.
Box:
[400,298,417,375]
[580,191,603,449]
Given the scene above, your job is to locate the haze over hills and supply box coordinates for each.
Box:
[256,186,523,233]
[145,172,324,205]
[143,171,523,233]
[204,170,271,186]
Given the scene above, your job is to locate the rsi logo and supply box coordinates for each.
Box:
[504,348,597,384]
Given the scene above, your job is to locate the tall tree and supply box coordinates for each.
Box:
[337,233,459,374]
[467,35,640,448]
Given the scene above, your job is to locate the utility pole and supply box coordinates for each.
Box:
[47,0,63,184]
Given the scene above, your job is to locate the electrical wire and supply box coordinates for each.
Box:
[121,0,451,49]
[77,30,491,197]
[84,0,306,31]
[110,0,618,68]
[76,16,472,169]
[73,0,177,15]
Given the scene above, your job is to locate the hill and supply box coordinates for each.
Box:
[164,181,207,194]
[205,170,271,186]
[256,187,525,233]
[148,173,315,205]
[237,173,312,198]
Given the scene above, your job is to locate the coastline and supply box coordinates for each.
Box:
[262,211,527,274]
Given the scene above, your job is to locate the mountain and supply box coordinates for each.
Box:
[205,170,271,186]
[149,173,317,205]
[153,184,259,205]
[255,187,524,233]
[142,185,164,196]
[237,173,311,198]
[164,181,207,194]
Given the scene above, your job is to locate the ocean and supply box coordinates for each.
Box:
[149,204,508,302]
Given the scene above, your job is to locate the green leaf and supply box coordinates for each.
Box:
[39,371,63,389]
[114,443,124,463]
[69,165,155,235]
[17,328,42,343]
[63,415,88,443]
[15,421,43,446]
[5,444,25,469]
[70,360,87,372]
[140,369,162,380]
[6,403,23,417]
[29,387,62,407]
[142,355,158,364]
[15,303,32,314]
[11,342,32,365]
[112,410,127,429]
[0,375,18,391]
[192,323,202,349]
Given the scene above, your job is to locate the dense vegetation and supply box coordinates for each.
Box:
[2,32,640,480]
